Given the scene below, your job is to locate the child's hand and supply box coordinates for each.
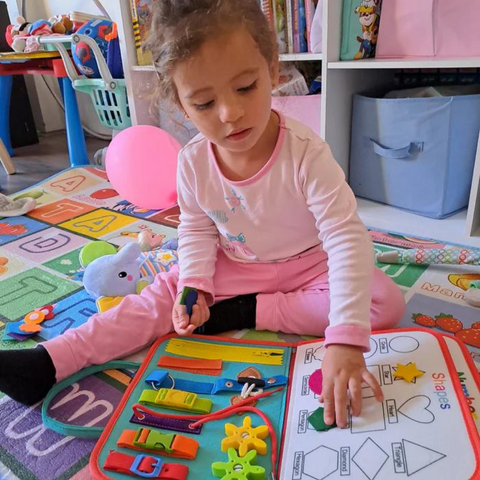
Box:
[320,344,384,428]
[172,290,210,336]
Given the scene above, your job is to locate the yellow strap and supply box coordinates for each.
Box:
[165,339,284,366]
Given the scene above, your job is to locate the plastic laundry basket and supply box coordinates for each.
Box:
[38,34,132,130]
[74,78,131,130]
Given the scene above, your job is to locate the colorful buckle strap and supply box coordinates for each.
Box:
[139,388,213,414]
[130,409,204,435]
[104,450,189,479]
[117,428,199,460]
[157,355,222,375]
[145,370,287,395]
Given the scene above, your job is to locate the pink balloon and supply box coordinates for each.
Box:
[105,125,181,210]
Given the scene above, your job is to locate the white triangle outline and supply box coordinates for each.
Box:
[403,439,446,476]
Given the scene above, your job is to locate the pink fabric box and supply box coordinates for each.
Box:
[377,0,480,58]
[272,95,321,137]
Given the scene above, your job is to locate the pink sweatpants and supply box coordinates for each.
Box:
[45,248,405,381]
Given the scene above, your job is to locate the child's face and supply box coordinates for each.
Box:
[173,28,277,157]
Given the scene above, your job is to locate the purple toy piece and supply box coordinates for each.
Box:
[8,332,33,342]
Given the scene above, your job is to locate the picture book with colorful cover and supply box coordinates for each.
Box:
[130,0,153,66]
[305,0,317,51]
[298,0,308,52]
[272,0,288,53]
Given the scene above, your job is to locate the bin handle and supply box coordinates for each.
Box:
[38,34,117,91]
[370,139,423,159]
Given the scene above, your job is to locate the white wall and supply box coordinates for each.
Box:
[4,0,18,20]
[43,0,104,18]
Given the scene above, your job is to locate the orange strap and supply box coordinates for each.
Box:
[157,355,222,376]
[117,429,199,460]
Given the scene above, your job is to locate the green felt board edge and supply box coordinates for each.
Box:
[90,335,292,479]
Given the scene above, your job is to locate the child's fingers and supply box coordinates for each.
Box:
[177,325,196,336]
[174,322,196,336]
[190,304,208,327]
[173,305,189,329]
[334,379,349,428]
[349,377,363,417]
[322,380,335,425]
[196,294,210,323]
[190,301,210,328]
[362,370,384,402]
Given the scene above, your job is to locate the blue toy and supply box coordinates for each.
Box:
[179,287,198,316]
[72,19,114,78]
[81,241,178,299]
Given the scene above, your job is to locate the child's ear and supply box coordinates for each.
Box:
[270,56,280,90]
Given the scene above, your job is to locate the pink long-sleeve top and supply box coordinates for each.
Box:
[176,113,374,349]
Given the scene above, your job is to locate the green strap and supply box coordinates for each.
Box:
[139,389,158,405]
[41,360,141,439]
[139,388,213,414]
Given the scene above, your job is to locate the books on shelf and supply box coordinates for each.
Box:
[263,0,318,54]
[272,0,288,53]
[130,0,152,66]
[129,0,319,64]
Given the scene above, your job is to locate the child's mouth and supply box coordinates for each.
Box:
[227,128,252,141]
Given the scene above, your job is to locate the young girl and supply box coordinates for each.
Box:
[0,0,405,428]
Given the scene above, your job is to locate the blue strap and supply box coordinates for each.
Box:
[145,371,214,395]
[145,371,288,395]
[42,360,141,439]
[370,138,423,159]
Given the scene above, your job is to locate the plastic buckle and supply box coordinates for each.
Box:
[145,371,169,390]
[133,428,175,454]
[237,377,266,388]
[130,454,163,478]
[155,388,197,410]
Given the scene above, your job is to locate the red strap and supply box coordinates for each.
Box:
[104,450,189,480]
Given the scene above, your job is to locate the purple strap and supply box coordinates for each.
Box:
[130,411,203,435]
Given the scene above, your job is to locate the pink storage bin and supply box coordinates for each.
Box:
[377,0,480,58]
[271,95,321,137]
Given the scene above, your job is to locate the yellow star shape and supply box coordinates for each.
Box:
[160,252,174,262]
[393,363,425,383]
[221,415,269,457]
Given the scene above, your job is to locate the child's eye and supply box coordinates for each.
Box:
[194,100,214,111]
[238,81,257,92]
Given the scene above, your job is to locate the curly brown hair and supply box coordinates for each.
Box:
[147,0,278,107]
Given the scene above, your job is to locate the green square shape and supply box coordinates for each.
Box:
[308,407,337,432]
[0,268,80,320]
[43,248,83,277]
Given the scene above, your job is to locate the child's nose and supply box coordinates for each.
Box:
[219,99,244,124]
